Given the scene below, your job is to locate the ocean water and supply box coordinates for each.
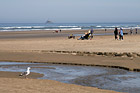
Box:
[0,23,140,32]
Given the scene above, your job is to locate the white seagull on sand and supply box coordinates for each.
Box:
[19,67,31,78]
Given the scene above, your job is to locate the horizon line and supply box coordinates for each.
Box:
[0,22,140,24]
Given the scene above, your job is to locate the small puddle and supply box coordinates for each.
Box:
[0,62,140,93]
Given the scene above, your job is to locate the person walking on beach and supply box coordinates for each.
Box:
[105,29,107,33]
[60,29,61,33]
[114,27,118,40]
[136,28,138,34]
[130,28,133,35]
[119,28,124,40]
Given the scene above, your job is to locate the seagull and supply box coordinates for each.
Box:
[19,67,31,78]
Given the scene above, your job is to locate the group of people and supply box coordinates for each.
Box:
[114,27,138,40]
[68,27,138,40]
[114,27,124,40]
[53,29,62,33]
[78,29,94,40]
[68,34,75,39]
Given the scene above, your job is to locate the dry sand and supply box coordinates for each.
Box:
[0,29,139,93]
[0,30,140,53]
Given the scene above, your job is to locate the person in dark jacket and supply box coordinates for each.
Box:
[114,27,118,40]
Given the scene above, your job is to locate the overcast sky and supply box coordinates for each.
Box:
[0,0,140,23]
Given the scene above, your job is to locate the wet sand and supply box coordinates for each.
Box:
[0,71,43,79]
[0,51,140,71]
[0,29,139,93]
[1,62,139,93]
[0,77,119,93]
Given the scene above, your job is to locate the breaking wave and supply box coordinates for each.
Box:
[0,23,140,31]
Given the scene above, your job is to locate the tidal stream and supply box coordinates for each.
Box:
[0,62,140,93]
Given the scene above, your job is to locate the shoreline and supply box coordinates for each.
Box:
[0,71,44,79]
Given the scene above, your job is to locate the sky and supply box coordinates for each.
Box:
[0,0,140,23]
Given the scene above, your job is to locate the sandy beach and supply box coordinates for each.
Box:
[0,29,140,53]
[0,29,140,93]
[0,77,120,93]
